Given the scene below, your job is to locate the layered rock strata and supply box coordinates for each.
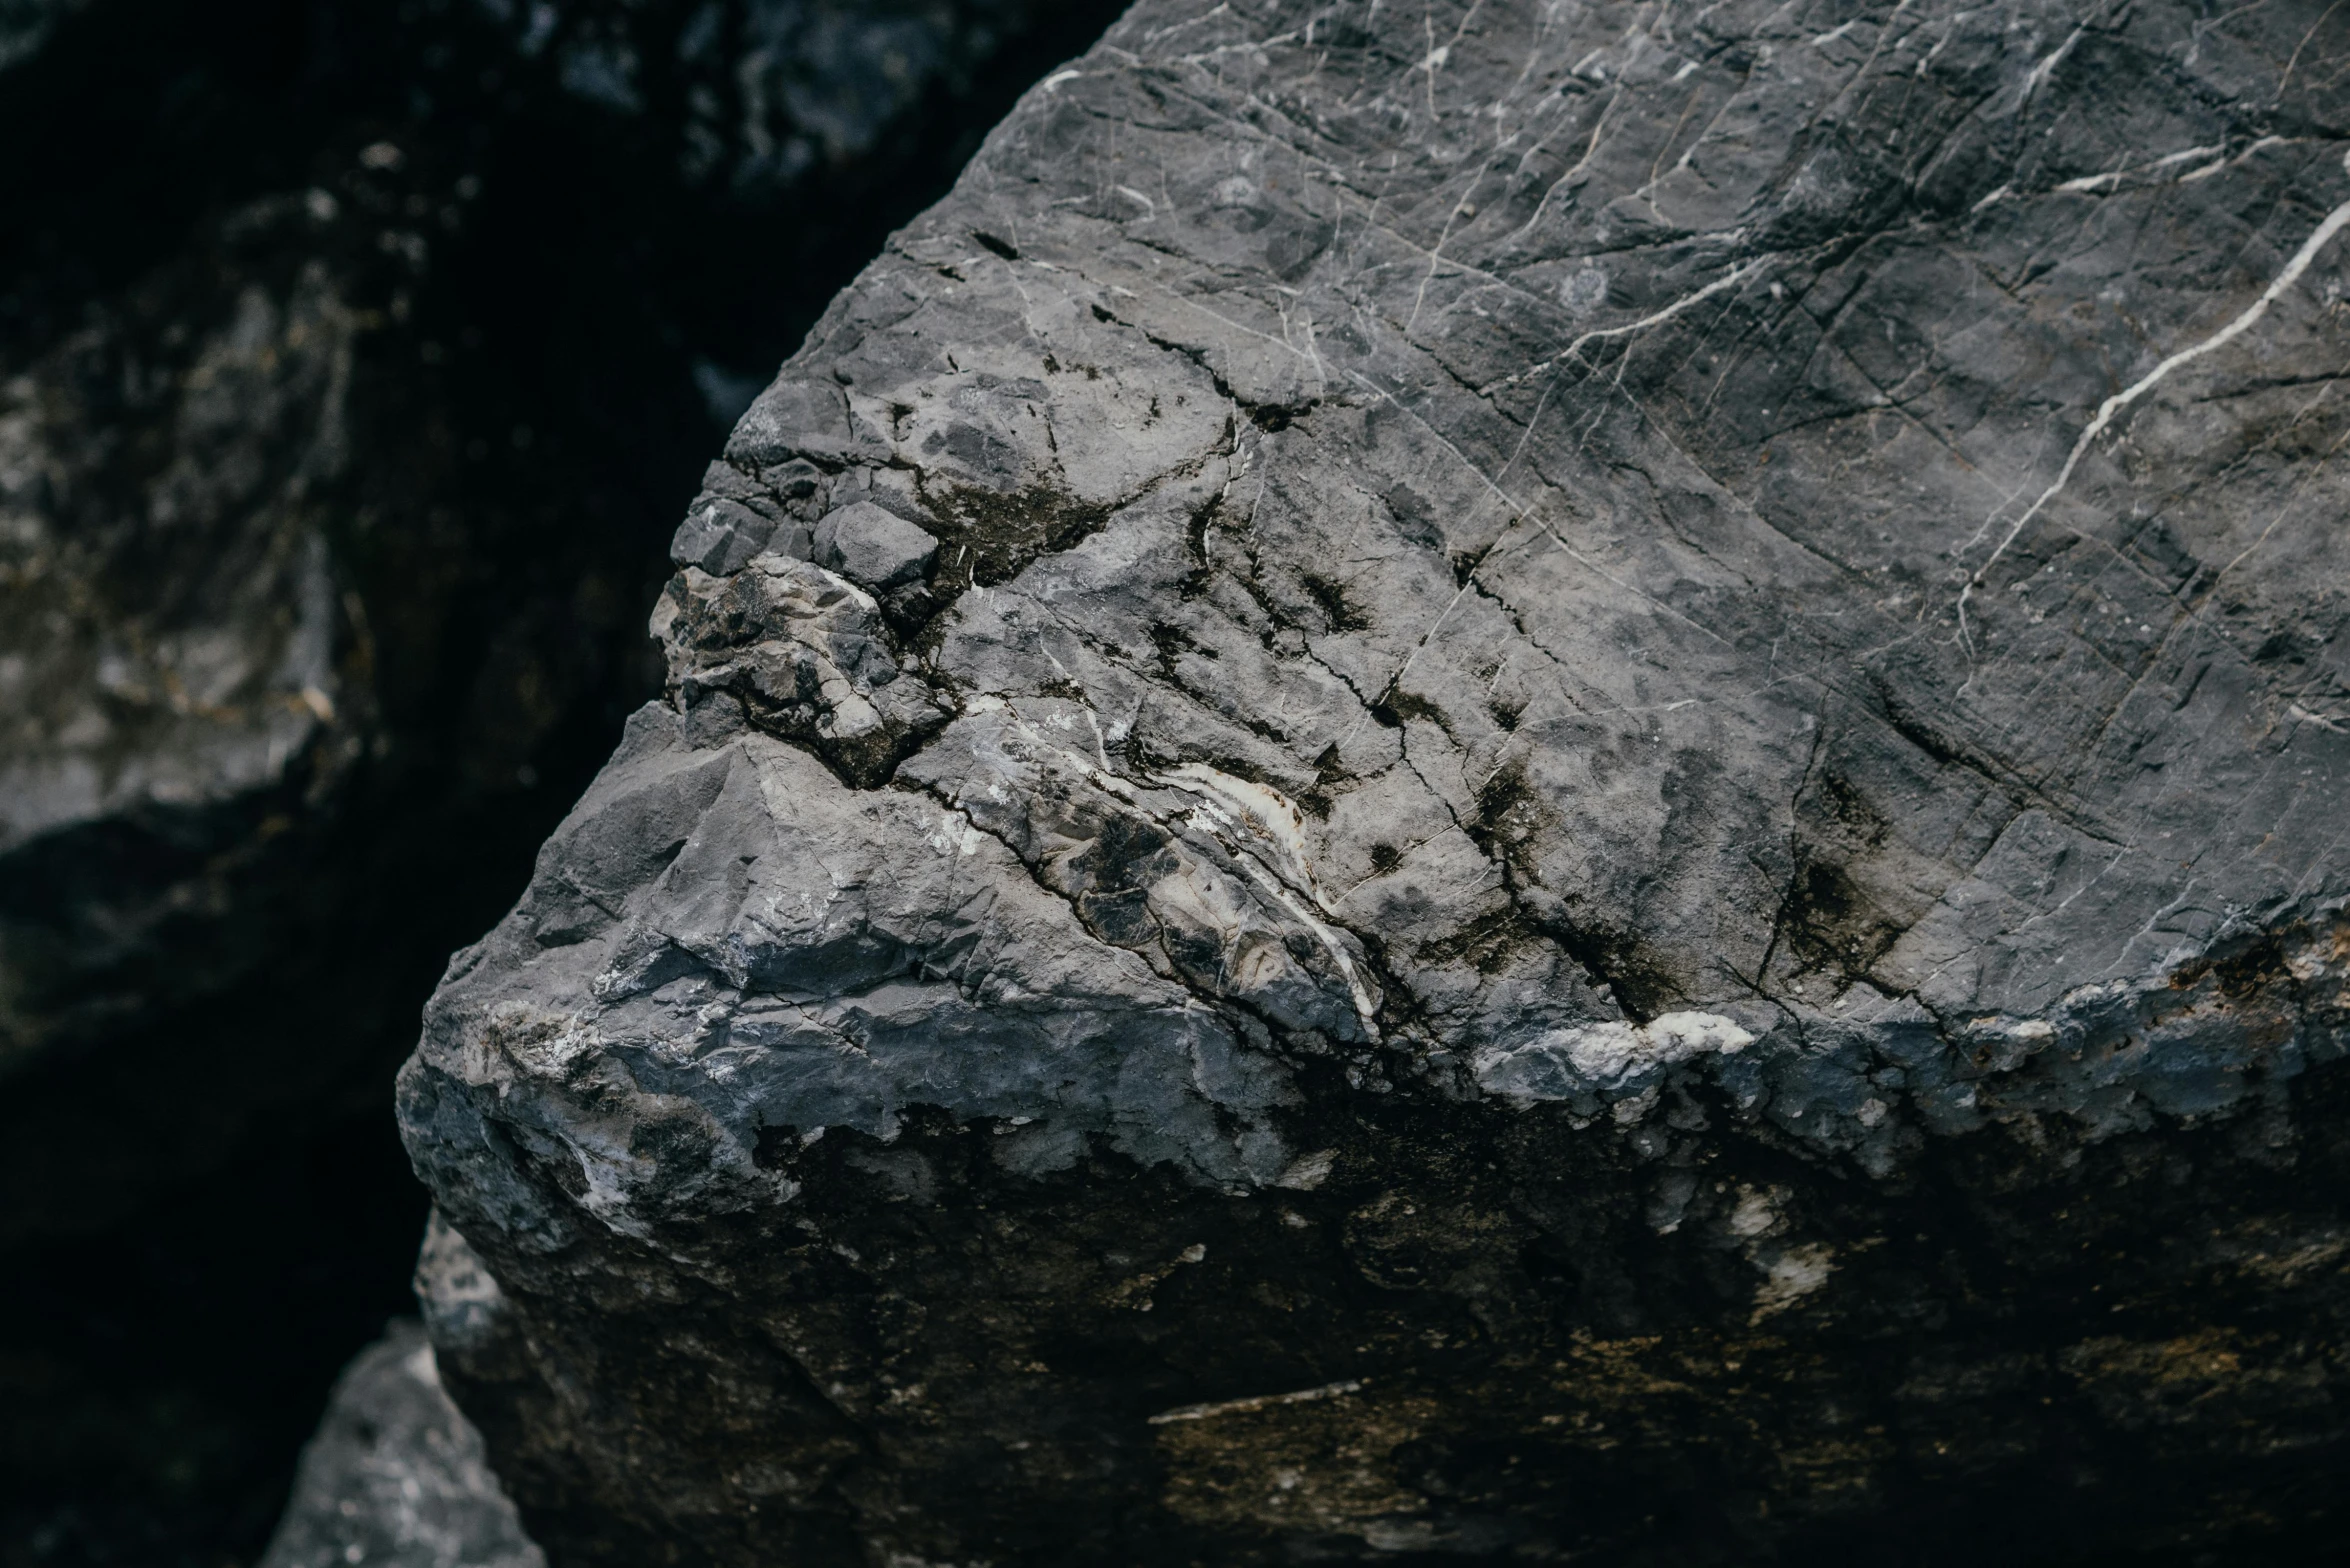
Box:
[404,0,2350,1560]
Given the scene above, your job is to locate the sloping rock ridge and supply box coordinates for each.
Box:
[402,0,2350,1561]
[260,1313,543,1568]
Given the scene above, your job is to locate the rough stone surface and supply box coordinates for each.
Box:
[405,0,2350,1561]
[815,499,940,589]
[260,1317,543,1568]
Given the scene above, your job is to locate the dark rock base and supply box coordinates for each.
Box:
[428,1042,2350,1565]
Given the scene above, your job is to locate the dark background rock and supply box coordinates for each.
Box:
[0,0,1125,1560]
[258,1318,541,1568]
[401,0,2350,1561]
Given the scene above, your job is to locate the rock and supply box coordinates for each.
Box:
[0,0,1130,1554]
[812,499,938,590]
[0,209,367,1084]
[652,552,950,789]
[259,1318,543,1568]
[402,0,2350,1562]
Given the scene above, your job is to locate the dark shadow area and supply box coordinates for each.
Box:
[0,0,1129,1560]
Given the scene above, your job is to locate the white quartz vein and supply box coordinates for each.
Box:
[1490,251,1774,391]
[1958,154,2350,653]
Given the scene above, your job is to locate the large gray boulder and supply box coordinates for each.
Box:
[401,0,2350,1560]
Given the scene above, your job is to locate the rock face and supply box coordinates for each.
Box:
[403,0,2350,1561]
[259,1317,542,1568]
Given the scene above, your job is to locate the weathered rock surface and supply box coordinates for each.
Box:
[404,0,2350,1560]
[260,1317,542,1568]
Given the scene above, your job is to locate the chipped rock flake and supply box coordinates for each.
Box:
[814,500,938,590]
[1473,1011,1757,1102]
[1750,1243,1838,1320]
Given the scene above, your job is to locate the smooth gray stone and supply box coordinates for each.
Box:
[812,499,939,589]
[401,0,2350,1562]
[259,1320,542,1568]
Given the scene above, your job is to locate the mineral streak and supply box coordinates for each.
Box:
[403,0,2350,1560]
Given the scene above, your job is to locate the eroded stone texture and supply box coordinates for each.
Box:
[403,0,2350,1560]
[0,0,1128,1246]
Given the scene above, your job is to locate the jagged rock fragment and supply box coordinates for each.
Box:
[813,500,937,589]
